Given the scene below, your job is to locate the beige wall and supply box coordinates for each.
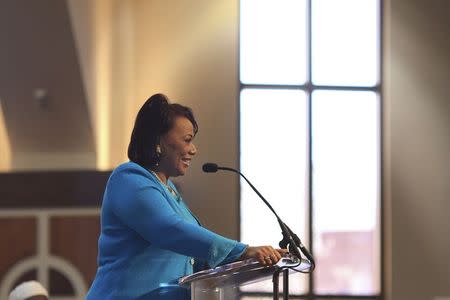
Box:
[385,0,450,299]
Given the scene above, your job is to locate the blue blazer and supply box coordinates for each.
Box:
[86,162,246,300]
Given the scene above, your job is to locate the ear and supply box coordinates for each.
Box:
[158,134,171,152]
[156,145,162,154]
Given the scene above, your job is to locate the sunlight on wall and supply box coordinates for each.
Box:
[109,0,135,167]
[67,0,110,170]
[68,0,137,170]
[94,0,112,170]
[0,99,11,171]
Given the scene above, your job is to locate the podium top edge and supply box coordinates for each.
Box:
[179,256,311,286]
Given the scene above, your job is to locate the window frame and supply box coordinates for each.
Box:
[238,0,384,299]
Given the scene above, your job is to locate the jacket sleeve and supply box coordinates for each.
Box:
[108,166,240,268]
[221,243,248,265]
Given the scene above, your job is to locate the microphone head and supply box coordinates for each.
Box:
[202,163,218,173]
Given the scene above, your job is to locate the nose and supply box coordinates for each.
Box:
[189,143,197,156]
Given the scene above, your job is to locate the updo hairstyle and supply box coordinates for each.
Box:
[127,93,198,168]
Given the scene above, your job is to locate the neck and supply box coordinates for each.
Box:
[150,168,169,184]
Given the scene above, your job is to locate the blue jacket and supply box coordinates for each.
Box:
[86,162,246,299]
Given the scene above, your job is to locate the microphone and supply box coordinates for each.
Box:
[202,163,218,173]
[202,162,315,270]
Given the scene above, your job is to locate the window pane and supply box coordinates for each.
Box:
[312,0,379,86]
[312,91,380,295]
[240,89,308,293]
[240,0,307,85]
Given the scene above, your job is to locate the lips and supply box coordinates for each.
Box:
[181,158,191,167]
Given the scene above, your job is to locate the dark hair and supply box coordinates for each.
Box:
[127,93,198,169]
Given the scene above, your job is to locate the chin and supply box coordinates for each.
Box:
[178,166,190,176]
[172,168,186,177]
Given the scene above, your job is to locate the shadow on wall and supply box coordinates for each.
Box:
[0,0,96,172]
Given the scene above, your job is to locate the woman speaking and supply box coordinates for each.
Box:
[86,94,286,299]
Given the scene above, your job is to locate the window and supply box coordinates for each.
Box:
[240,0,381,298]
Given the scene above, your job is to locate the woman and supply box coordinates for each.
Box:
[86,94,286,299]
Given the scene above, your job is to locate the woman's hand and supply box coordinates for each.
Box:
[240,246,288,265]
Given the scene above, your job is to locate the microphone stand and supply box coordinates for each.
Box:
[216,166,314,269]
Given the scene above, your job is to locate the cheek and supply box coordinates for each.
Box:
[165,143,185,160]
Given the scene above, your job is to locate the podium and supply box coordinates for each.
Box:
[179,254,311,300]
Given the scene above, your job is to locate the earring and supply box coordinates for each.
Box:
[155,145,162,166]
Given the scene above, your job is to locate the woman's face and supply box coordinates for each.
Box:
[158,116,197,177]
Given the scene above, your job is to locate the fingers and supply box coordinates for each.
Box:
[251,247,267,265]
[259,246,282,265]
[276,248,289,256]
[271,248,282,262]
[256,252,266,265]
[246,246,290,266]
[264,248,274,264]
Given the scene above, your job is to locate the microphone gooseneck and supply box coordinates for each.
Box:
[202,162,315,271]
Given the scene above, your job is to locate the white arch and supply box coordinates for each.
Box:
[0,257,38,299]
[0,255,87,300]
[47,255,88,297]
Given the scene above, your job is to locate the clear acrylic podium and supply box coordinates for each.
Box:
[179,254,311,300]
